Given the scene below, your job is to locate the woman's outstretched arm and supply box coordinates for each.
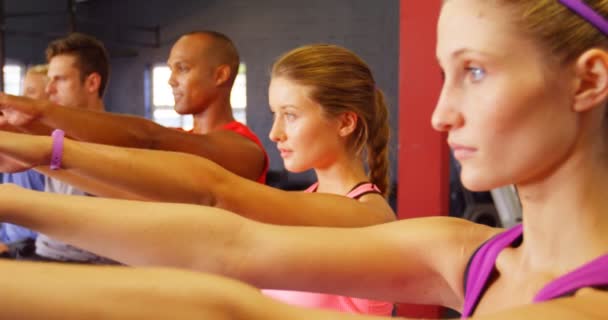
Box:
[0,183,494,309]
[1,258,601,320]
[0,130,395,227]
[0,259,347,320]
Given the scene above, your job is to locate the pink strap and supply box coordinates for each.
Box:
[304,182,380,199]
[346,183,381,199]
[304,182,319,193]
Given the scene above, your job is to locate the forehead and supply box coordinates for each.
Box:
[269,77,315,107]
[48,54,80,74]
[167,35,210,65]
[437,0,526,63]
[24,72,47,83]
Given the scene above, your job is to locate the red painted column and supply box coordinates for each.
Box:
[396,0,449,318]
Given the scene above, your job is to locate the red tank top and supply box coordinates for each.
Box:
[179,121,268,183]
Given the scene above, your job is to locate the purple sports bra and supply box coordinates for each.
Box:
[461,224,608,318]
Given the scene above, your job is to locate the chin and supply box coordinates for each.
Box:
[173,105,188,115]
[282,161,308,173]
[460,172,499,192]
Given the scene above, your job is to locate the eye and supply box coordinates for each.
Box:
[466,66,486,82]
[284,112,297,121]
[172,63,188,73]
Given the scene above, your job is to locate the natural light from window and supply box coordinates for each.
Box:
[4,64,23,95]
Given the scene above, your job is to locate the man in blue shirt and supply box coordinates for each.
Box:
[0,65,48,245]
[0,171,44,242]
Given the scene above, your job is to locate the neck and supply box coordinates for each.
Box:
[516,139,608,274]
[191,94,235,135]
[313,152,369,196]
[85,96,105,112]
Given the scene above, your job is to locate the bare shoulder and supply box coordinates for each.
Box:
[356,193,397,222]
[156,122,262,154]
[569,288,608,317]
[472,289,608,319]
[383,216,501,245]
[206,127,263,150]
[375,217,502,308]
[157,125,266,180]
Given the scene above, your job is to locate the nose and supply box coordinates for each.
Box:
[168,70,177,88]
[45,80,55,96]
[268,116,286,142]
[431,86,464,132]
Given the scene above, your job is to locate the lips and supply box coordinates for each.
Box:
[278,148,293,158]
[449,142,477,161]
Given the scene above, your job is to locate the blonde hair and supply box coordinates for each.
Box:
[26,64,49,76]
[271,44,391,197]
[497,0,608,63]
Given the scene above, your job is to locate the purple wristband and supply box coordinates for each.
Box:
[50,129,65,170]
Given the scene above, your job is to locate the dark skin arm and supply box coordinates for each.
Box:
[0,93,265,181]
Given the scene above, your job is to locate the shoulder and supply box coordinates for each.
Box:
[387,216,501,246]
[221,121,261,141]
[395,217,501,306]
[483,289,608,319]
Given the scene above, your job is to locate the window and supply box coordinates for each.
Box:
[231,63,247,124]
[4,64,23,95]
[150,63,247,130]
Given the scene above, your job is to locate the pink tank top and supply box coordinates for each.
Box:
[262,182,394,315]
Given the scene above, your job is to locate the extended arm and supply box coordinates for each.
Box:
[0,94,265,180]
[0,260,296,320]
[0,130,394,226]
[0,184,492,309]
[1,258,603,319]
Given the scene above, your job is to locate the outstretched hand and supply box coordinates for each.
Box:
[0,93,48,127]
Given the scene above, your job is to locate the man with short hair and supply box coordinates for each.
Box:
[26,33,117,263]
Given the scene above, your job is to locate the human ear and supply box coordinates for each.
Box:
[85,72,102,95]
[214,65,231,86]
[338,111,358,137]
[572,49,608,112]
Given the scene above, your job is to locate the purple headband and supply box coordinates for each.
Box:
[559,0,608,35]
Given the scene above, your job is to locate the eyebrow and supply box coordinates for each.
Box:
[438,47,497,64]
[280,105,300,111]
[269,104,298,112]
[166,58,191,65]
[451,48,476,59]
[437,48,468,64]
